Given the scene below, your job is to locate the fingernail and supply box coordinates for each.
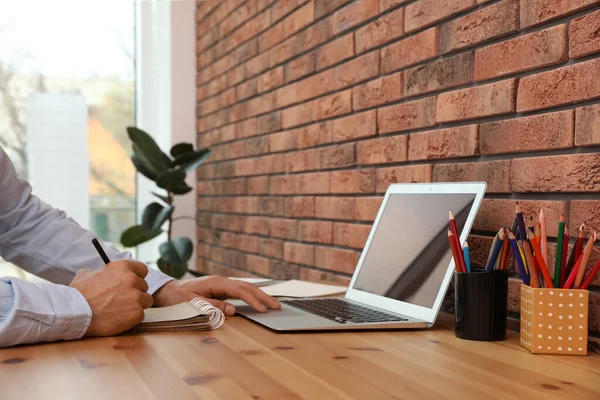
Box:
[225,304,236,315]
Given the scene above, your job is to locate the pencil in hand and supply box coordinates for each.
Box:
[92,238,111,265]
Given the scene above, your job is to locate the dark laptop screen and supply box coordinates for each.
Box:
[352,193,476,309]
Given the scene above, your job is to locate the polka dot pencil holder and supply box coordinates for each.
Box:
[520,284,589,355]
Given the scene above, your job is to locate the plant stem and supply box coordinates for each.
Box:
[167,191,173,278]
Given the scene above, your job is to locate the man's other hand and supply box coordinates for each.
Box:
[153,276,280,316]
[70,260,153,337]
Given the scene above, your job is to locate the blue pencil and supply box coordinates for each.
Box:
[516,202,526,242]
[508,231,530,285]
[485,228,505,272]
[463,242,471,273]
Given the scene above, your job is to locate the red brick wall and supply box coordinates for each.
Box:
[195,0,600,338]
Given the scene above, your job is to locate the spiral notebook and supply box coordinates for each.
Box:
[134,298,225,332]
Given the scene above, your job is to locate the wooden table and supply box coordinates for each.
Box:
[1,313,599,400]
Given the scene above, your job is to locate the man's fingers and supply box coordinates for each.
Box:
[139,292,154,309]
[238,283,281,310]
[232,286,268,312]
[204,298,236,316]
[114,260,148,278]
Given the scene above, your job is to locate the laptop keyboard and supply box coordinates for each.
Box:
[281,298,408,324]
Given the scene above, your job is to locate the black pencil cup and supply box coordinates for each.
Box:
[454,269,508,341]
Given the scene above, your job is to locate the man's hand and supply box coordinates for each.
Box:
[153,276,280,316]
[70,260,154,337]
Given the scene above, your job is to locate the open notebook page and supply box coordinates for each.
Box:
[260,280,347,298]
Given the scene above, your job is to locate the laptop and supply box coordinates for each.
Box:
[233,182,487,331]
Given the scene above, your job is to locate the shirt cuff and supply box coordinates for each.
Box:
[39,283,93,342]
[146,267,175,295]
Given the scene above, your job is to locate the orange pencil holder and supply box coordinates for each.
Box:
[520,284,589,355]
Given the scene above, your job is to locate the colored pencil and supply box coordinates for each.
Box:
[516,202,526,242]
[449,210,466,273]
[509,231,529,285]
[563,252,584,290]
[463,242,471,273]
[574,231,597,289]
[539,209,548,272]
[524,231,540,288]
[560,225,569,287]
[554,214,566,288]
[530,235,554,288]
[499,228,510,271]
[580,257,600,290]
[486,228,505,272]
[448,230,464,273]
[565,222,585,285]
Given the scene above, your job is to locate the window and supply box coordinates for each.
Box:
[0,0,136,279]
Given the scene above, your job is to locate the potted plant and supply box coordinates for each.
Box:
[120,126,211,279]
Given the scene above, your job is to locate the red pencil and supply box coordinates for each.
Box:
[448,230,464,273]
[449,210,466,273]
[563,252,584,289]
[580,258,600,290]
[560,225,569,287]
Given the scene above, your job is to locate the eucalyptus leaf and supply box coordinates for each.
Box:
[157,258,187,279]
[127,126,170,173]
[120,225,162,247]
[155,168,186,191]
[172,149,211,172]
[159,237,193,265]
[152,192,170,204]
[141,202,173,233]
[170,142,194,158]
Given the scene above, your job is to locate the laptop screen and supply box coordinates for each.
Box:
[352,193,476,309]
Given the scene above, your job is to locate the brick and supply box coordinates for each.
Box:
[570,10,600,59]
[381,28,438,73]
[376,165,432,192]
[332,0,380,34]
[570,201,600,237]
[259,237,284,258]
[257,111,282,134]
[334,223,371,249]
[317,143,356,170]
[282,101,313,129]
[248,176,270,195]
[286,149,317,172]
[335,51,381,88]
[576,104,600,147]
[355,197,383,222]
[380,0,411,10]
[271,0,309,22]
[299,267,352,286]
[299,221,334,244]
[274,82,299,109]
[284,242,314,265]
[517,59,600,113]
[219,2,258,36]
[475,25,567,81]
[521,0,600,28]
[405,0,476,33]
[480,111,574,155]
[283,18,334,65]
[378,97,437,134]
[246,52,270,78]
[285,196,315,218]
[237,118,258,139]
[270,218,299,240]
[315,0,353,18]
[315,197,355,220]
[261,154,286,174]
[297,69,336,101]
[404,53,473,97]
[237,196,260,214]
[475,199,569,237]
[314,246,358,274]
[437,78,517,123]
[332,110,377,143]
[313,90,353,121]
[238,235,260,254]
[270,175,297,194]
[297,121,334,148]
[357,135,408,165]
[408,125,479,161]
[257,67,284,93]
[270,260,301,279]
[433,160,510,193]
[246,136,269,157]
[331,169,375,194]
[296,171,331,194]
[315,34,354,70]
[235,158,261,176]
[247,255,271,276]
[440,0,519,54]
[352,73,403,110]
[355,7,405,53]
[512,153,600,192]
[258,196,284,216]
[243,216,270,235]
[285,52,315,82]
[259,2,314,51]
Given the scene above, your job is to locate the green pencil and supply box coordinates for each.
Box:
[554,214,566,288]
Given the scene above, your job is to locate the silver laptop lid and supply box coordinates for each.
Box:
[345,183,486,324]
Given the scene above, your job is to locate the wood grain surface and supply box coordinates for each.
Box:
[1,313,599,400]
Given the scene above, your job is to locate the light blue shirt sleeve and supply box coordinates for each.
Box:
[0,145,174,347]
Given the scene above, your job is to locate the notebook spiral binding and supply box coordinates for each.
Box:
[190,298,225,329]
